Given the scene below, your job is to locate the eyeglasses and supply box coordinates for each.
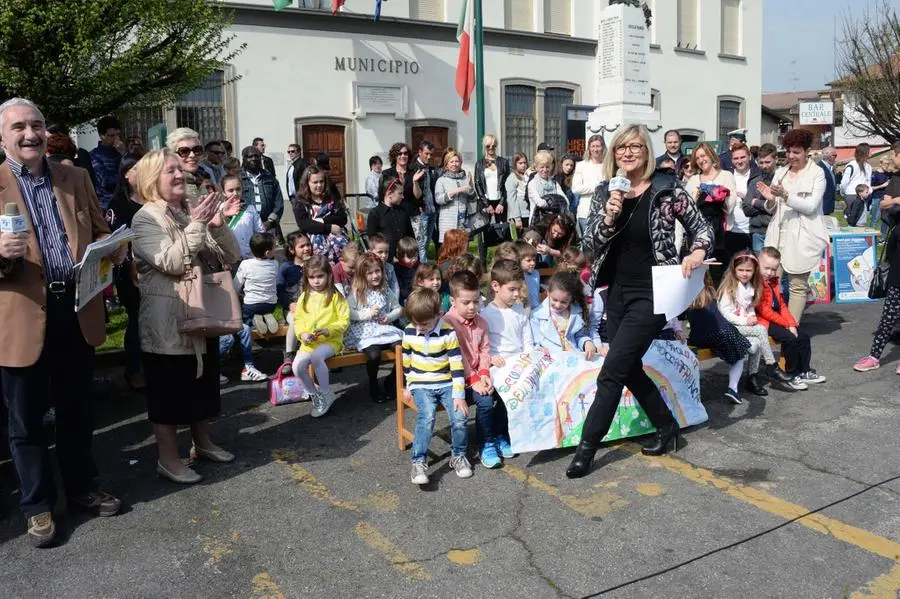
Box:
[398,151,409,156]
[287,149,297,154]
[614,143,646,155]
[486,144,496,150]
[176,145,204,158]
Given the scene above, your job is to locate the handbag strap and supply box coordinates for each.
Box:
[167,205,223,278]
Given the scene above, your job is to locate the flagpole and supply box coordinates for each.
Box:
[474,0,485,161]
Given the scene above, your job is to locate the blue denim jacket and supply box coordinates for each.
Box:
[530,298,590,352]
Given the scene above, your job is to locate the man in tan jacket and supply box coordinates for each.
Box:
[0,98,125,548]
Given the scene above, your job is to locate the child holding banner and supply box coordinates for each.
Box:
[530,272,597,360]
[482,259,534,459]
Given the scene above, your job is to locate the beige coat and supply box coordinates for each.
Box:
[132,200,240,355]
[0,162,110,367]
[764,159,829,274]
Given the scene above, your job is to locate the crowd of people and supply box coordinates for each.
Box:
[2,94,900,547]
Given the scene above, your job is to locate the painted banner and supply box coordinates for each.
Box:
[832,233,877,303]
[491,341,707,454]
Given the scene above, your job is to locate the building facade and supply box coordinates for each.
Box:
[116,0,762,196]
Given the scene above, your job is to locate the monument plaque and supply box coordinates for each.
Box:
[352,82,408,119]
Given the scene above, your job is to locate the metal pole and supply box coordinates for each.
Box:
[474,0,485,161]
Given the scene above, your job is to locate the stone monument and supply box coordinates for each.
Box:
[587,1,660,145]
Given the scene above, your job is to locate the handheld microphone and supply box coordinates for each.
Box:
[607,169,631,222]
[0,203,26,234]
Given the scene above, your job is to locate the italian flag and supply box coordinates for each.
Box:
[455,0,475,114]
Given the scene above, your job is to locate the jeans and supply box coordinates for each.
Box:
[580,283,675,445]
[1,287,99,517]
[751,233,766,255]
[411,386,467,463]
[219,324,254,366]
[415,211,436,263]
[242,302,277,326]
[578,217,588,238]
[768,323,811,374]
[467,388,495,448]
[869,198,882,229]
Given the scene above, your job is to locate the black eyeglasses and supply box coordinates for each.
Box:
[176,145,204,158]
[398,151,410,156]
[287,149,298,154]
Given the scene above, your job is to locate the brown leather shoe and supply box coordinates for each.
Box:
[28,512,56,548]
[69,490,122,517]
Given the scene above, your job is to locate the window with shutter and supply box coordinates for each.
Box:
[411,0,444,22]
[718,98,743,141]
[175,70,227,144]
[543,88,574,151]
[677,0,699,48]
[721,0,742,55]
[506,0,534,31]
[543,0,571,35]
[505,85,537,159]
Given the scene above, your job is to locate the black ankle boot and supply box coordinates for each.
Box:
[744,373,768,396]
[566,440,599,479]
[765,364,793,383]
[642,421,680,456]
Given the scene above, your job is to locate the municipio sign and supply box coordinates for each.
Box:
[799,101,834,125]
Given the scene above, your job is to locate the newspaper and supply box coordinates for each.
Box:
[74,225,134,312]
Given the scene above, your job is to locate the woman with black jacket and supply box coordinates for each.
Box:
[367,175,416,260]
[473,134,510,225]
[107,153,145,390]
[293,165,349,265]
[570,124,714,479]
[381,142,422,221]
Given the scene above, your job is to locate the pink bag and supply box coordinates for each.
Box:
[269,362,307,406]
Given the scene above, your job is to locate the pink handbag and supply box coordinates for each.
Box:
[269,362,307,406]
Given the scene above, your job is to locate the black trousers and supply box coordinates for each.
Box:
[363,343,398,393]
[767,323,811,374]
[1,287,98,518]
[724,231,752,269]
[581,283,675,444]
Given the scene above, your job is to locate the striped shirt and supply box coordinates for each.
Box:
[6,157,74,282]
[402,320,465,401]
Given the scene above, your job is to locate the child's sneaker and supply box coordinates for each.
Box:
[450,456,473,478]
[496,437,516,459]
[786,376,809,391]
[480,442,502,469]
[252,315,268,336]
[311,390,337,418]
[241,365,268,382]
[410,462,429,485]
[263,313,280,334]
[853,356,880,372]
[798,369,826,384]
[723,388,743,405]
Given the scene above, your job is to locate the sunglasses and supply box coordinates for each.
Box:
[287,149,297,154]
[398,151,409,156]
[176,145,204,158]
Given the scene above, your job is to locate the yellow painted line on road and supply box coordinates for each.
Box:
[250,572,286,599]
[619,443,900,563]
[355,522,432,581]
[850,563,900,598]
[502,464,630,519]
[272,449,360,512]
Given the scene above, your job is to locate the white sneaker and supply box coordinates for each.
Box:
[241,366,268,382]
[219,374,229,385]
[252,315,268,336]
[311,391,337,418]
[787,376,809,391]
[263,313,280,334]
[450,456,473,478]
[410,462,429,485]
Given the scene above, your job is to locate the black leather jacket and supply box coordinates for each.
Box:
[473,156,510,206]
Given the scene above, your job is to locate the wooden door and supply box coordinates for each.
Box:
[411,126,449,167]
[302,125,346,196]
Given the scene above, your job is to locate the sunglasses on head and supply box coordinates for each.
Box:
[176,145,204,158]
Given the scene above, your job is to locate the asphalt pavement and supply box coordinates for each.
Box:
[0,300,898,599]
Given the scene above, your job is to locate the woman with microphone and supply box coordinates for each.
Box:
[571,125,714,478]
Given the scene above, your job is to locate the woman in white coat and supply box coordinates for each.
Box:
[572,135,607,235]
[755,129,829,322]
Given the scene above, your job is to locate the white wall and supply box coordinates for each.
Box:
[834,93,888,148]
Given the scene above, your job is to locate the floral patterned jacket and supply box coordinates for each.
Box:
[583,171,714,290]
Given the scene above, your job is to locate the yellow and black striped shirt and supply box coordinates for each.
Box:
[401,320,466,401]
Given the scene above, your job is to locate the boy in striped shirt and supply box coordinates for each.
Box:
[402,288,472,484]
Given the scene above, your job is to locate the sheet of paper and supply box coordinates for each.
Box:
[74,225,134,311]
[652,263,709,321]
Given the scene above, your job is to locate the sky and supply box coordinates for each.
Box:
[762,0,896,93]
